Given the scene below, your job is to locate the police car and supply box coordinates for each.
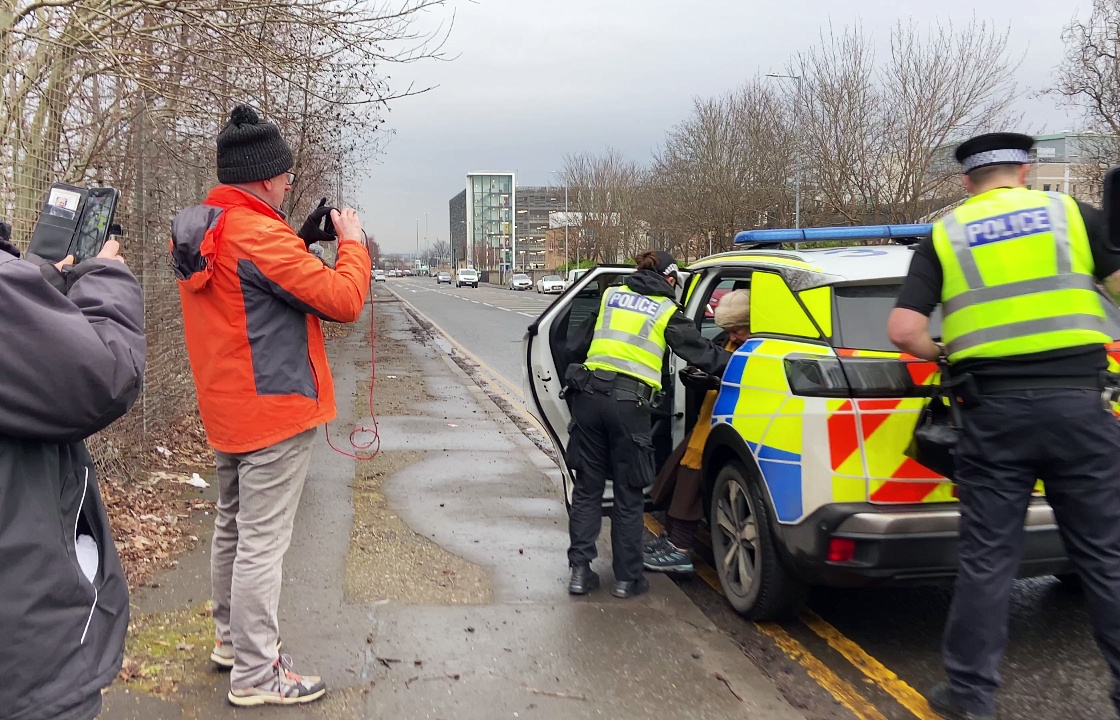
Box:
[524,224,1120,620]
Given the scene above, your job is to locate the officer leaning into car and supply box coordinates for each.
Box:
[887,132,1120,720]
[563,250,731,599]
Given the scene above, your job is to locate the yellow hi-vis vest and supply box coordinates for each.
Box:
[584,287,676,390]
[932,187,1110,362]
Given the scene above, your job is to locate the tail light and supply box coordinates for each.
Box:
[784,355,931,398]
[827,537,857,563]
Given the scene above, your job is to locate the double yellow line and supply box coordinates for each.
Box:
[646,516,942,720]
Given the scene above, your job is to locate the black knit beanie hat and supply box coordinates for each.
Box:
[216,105,293,184]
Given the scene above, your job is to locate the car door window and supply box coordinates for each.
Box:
[548,272,631,375]
[690,275,752,340]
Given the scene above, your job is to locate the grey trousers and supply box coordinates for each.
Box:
[211,428,317,688]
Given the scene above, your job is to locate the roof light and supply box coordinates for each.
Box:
[734,224,933,245]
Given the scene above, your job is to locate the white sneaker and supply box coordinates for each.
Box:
[227,655,326,706]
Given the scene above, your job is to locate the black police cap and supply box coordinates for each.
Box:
[954,132,1034,174]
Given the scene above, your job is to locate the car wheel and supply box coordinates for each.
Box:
[710,462,807,621]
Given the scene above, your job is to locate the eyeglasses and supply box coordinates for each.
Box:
[285,172,296,186]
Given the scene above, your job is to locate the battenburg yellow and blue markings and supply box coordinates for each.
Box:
[713,338,824,522]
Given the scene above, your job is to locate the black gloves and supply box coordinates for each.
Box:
[679,366,721,392]
[297,198,337,247]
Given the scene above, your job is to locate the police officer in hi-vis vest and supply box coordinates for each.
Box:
[564,251,731,599]
[888,132,1120,720]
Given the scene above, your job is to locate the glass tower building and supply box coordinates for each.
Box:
[466,172,516,273]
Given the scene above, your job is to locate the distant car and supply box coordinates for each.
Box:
[536,275,564,294]
[437,272,452,284]
[509,273,532,291]
[373,269,387,282]
[403,269,413,277]
[705,287,730,318]
[563,268,588,291]
[456,268,479,288]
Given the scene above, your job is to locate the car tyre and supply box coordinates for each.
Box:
[710,462,808,621]
[473,283,478,288]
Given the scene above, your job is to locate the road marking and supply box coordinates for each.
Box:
[643,516,891,720]
[758,623,890,720]
[800,611,941,720]
[519,312,536,318]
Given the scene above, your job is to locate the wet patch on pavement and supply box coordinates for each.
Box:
[343,307,494,605]
[345,452,492,605]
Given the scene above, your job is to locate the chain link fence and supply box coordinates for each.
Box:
[3,93,204,480]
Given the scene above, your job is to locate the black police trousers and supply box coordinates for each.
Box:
[944,389,1120,716]
[566,380,657,583]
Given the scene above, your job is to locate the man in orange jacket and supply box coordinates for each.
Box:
[170,105,371,706]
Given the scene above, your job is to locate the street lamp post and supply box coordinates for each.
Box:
[766,73,803,229]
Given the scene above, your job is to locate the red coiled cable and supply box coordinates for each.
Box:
[324,237,381,460]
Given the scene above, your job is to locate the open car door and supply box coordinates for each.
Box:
[523,266,635,508]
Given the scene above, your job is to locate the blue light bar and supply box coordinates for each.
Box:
[734,223,933,245]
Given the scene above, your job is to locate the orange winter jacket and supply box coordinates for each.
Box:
[170,185,371,453]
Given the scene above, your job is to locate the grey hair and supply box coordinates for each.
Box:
[715,289,751,330]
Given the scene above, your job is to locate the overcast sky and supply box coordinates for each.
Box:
[357,0,1092,254]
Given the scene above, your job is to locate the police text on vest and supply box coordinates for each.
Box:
[607,291,663,317]
[964,208,1052,247]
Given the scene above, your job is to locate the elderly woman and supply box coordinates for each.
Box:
[645,289,750,573]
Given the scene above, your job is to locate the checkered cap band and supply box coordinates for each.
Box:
[961,149,1030,173]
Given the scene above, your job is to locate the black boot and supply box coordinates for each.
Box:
[611,576,650,599]
[568,563,600,595]
[925,682,996,720]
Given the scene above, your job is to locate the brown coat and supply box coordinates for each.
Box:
[650,437,705,522]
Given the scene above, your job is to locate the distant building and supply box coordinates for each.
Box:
[1026,133,1116,199]
[514,186,567,269]
[448,178,570,272]
[544,212,583,268]
[464,172,515,272]
[448,190,466,267]
[927,132,1118,207]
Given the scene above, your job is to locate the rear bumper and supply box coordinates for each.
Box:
[776,500,1070,587]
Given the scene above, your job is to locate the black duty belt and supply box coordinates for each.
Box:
[609,373,657,402]
[974,375,1101,394]
[578,365,657,403]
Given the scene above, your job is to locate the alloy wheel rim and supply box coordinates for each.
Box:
[715,480,759,596]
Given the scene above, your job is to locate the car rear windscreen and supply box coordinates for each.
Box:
[835,283,1120,351]
[834,284,941,351]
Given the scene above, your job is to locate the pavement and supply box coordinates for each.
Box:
[101,285,806,720]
